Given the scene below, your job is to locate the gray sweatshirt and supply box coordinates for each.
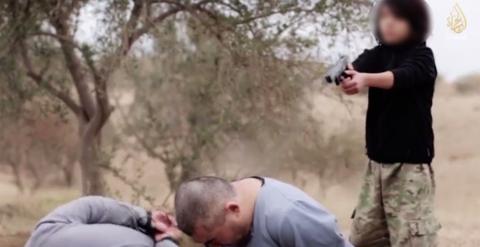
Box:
[24,196,178,247]
[245,177,353,247]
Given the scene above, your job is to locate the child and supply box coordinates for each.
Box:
[341,0,441,246]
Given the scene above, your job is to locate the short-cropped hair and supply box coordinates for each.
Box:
[174,176,236,236]
[374,0,432,44]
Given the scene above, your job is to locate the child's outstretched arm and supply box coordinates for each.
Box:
[341,67,394,94]
[388,46,437,90]
[341,46,436,94]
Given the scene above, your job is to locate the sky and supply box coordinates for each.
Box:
[427,0,480,81]
[76,0,480,82]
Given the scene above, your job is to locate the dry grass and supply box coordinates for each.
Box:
[0,182,79,234]
[1,87,479,246]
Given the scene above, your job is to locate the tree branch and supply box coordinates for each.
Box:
[120,0,147,56]
[50,15,97,119]
[30,31,83,49]
[130,0,216,42]
[18,40,82,115]
[128,7,182,49]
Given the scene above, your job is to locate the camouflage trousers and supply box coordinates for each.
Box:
[350,161,441,247]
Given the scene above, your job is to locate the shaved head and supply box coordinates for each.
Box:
[174,176,236,236]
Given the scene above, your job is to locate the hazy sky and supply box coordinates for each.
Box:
[427,0,480,81]
[77,0,480,82]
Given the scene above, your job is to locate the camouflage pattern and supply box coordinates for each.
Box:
[350,161,441,247]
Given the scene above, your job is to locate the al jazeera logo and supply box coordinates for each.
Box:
[447,2,467,33]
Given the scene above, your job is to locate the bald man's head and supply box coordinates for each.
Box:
[174,176,236,236]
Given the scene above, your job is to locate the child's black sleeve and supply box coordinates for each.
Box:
[352,47,379,73]
[390,46,437,90]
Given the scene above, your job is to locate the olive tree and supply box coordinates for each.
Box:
[118,0,372,190]
[0,0,371,195]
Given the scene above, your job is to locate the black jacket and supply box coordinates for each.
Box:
[353,42,437,164]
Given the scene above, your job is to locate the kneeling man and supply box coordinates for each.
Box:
[25,196,180,247]
[175,176,352,247]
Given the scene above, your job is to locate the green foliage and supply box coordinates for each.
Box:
[120,0,369,189]
[0,0,372,194]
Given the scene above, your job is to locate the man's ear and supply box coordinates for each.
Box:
[225,201,240,214]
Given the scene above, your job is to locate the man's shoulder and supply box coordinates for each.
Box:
[258,193,339,245]
[261,178,313,205]
[258,178,324,230]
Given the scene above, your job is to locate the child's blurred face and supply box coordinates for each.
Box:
[378,5,411,45]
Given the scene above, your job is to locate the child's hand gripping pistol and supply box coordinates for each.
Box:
[324,56,350,85]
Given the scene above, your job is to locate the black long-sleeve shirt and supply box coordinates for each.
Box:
[353,42,437,164]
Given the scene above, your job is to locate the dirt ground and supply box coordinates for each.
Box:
[322,93,480,246]
[1,86,479,246]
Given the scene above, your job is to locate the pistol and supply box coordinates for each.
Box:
[324,56,349,85]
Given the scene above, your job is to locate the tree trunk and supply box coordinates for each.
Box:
[179,160,200,186]
[164,160,199,192]
[164,163,177,193]
[62,157,76,187]
[78,117,107,195]
[25,156,42,190]
[79,135,106,195]
[7,160,23,193]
